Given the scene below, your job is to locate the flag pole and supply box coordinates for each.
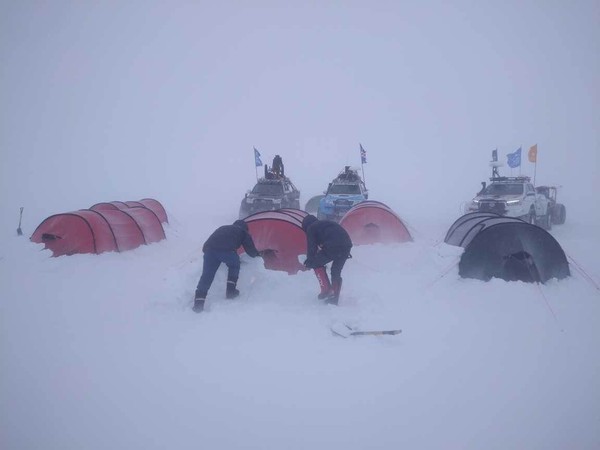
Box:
[361,160,366,185]
[253,147,259,181]
[533,153,537,186]
[359,143,367,185]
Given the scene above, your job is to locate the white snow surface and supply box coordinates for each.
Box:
[2,213,599,450]
[2,2,599,448]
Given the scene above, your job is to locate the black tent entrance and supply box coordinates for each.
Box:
[445,213,570,283]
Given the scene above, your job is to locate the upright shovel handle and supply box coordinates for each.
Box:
[17,207,24,236]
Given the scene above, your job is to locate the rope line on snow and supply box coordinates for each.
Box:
[425,259,460,289]
[565,252,600,292]
[534,282,563,331]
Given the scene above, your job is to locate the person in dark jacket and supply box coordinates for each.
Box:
[301,214,352,305]
[272,155,284,177]
[193,220,261,312]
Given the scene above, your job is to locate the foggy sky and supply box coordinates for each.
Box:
[1,1,598,231]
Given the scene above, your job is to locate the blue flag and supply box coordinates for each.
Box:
[360,144,367,164]
[254,147,262,167]
[507,147,521,168]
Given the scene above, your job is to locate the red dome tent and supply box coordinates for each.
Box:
[240,210,308,274]
[89,202,120,211]
[120,207,166,244]
[31,199,167,257]
[30,211,119,256]
[139,198,168,224]
[125,201,145,208]
[339,201,412,245]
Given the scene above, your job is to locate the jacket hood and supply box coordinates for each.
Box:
[233,220,249,232]
[302,214,318,232]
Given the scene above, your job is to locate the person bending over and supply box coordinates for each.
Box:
[301,214,352,305]
[193,220,261,312]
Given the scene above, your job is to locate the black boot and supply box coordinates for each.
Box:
[193,290,206,313]
[226,280,240,299]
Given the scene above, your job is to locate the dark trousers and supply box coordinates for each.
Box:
[311,245,351,283]
[196,250,241,297]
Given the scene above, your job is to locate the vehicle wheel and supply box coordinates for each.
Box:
[556,204,566,224]
[544,213,552,230]
[551,206,560,224]
[528,207,536,225]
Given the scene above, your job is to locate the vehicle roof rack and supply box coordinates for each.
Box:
[490,175,531,182]
[335,166,362,182]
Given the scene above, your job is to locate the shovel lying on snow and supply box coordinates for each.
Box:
[330,323,402,338]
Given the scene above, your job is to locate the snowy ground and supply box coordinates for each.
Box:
[3,2,598,448]
[1,210,599,450]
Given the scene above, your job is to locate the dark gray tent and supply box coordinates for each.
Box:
[445,212,570,283]
[304,195,325,214]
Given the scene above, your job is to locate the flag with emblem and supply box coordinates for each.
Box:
[360,144,367,164]
[254,147,262,167]
[507,147,522,168]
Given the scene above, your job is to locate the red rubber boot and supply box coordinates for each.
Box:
[314,267,332,299]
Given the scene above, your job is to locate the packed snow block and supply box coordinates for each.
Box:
[445,212,570,283]
[339,200,412,245]
[31,198,168,257]
[240,210,309,274]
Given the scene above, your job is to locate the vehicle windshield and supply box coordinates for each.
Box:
[482,183,523,196]
[252,183,283,196]
[328,184,361,195]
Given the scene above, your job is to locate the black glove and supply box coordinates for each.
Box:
[303,258,314,269]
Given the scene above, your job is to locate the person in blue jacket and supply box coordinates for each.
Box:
[301,214,352,305]
[193,220,261,312]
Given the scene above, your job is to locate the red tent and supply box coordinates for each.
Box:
[339,201,412,245]
[31,199,167,257]
[240,210,309,274]
[30,211,119,256]
[139,198,168,223]
[89,198,168,224]
[89,202,121,211]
